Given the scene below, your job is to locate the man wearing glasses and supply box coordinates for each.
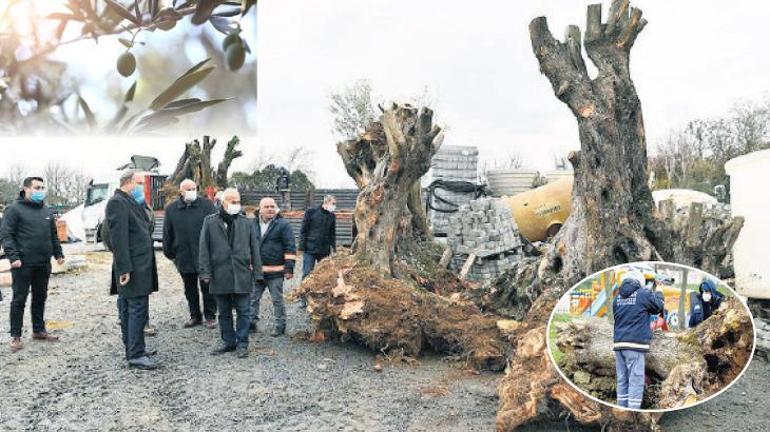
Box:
[0,177,64,352]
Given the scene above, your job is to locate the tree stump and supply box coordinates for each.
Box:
[165,135,242,201]
[493,1,748,429]
[296,103,510,371]
[336,103,443,275]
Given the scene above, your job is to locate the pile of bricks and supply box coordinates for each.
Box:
[446,197,522,282]
[428,145,479,235]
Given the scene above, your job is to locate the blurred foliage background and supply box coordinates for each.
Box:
[0,0,257,137]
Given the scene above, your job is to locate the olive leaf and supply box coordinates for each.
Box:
[77,96,96,128]
[191,0,221,25]
[124,81,137,102]
[104,0,141,26]
[242,0,257,16]
[149,60,216,110]
[118,37,134,48]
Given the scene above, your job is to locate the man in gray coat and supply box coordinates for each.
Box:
[105,170,159,370]
[199,188,262,358]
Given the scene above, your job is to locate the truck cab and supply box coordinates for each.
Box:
[81,156,167,244]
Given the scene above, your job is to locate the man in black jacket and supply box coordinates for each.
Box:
[163,179,217,329]
[106,170,159,370]
[199,188,262,358]
[250,197,296,336]
[299,195,336,307]
[0,177,64,352]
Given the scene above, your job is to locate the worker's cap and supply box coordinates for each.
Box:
[620,270,646,289]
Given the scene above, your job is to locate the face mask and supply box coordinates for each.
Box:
[226,204,241,215]
[326,204,336,212]
[183,190,197,202]
[702,293,712,302]
[30,190,46,203]
[132,185,145,204]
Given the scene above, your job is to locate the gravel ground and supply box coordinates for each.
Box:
[0,243,767,431]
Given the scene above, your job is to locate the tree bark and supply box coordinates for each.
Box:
[216,136,242,189]
[337,103,443,275]
[166,135,242,201]
[554,298,753,410]
[530,0,659,283]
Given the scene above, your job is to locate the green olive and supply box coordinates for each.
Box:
[225,43,245,71]
[222,33,241,52]
[157,18,176,31]
[117,51,136,77]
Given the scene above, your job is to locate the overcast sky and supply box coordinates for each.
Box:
[2,0,769,188]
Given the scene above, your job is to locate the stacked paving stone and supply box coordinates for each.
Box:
[428,145,479,235]
[447,197,522,282]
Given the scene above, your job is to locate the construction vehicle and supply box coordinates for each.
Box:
[81,155,168,244]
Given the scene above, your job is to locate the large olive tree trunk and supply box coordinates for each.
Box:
[295,103,510,371]
[168,135,242,190]
[530,0,660,283]
[337,103,443,275]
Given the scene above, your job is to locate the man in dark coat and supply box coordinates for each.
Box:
[251,197,296,336]
[199,188,262,358]
[612,270,665,409]
[689,278,724,327]
[0,177,64,352]
[163,179,217,329]
[106,170,160,370]
[298,195,336,307]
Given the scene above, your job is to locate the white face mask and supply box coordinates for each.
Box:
[326,204,336,212]
[183,190,197,202]
[702,293,712,302]
[226,203,241,215]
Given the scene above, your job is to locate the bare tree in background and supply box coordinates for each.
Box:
[651,99,770,198]
[43,162,90,207]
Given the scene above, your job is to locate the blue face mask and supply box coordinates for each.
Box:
[30,190,46,203]
[132,185,145,204]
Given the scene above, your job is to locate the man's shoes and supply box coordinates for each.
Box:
[9,337,23,352]
[144,325,158,336]
[183,318,202,328]
[270,326,285,337]
[204,319,217,329]
[145,347,158,356]
[211,345,237,355]
[236,346,249,358]
[249,321,258,333]
[128,356,159,370]
[32,332,59,342]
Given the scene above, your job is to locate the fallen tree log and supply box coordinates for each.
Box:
[497,326,663,431]
[554,297,753,409]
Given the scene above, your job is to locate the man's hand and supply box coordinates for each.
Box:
[56,257,65,266]
[119,273,131,286]
[10,260,22,268]
[285,273,294,280]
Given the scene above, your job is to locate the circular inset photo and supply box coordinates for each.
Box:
[547,262,755,412]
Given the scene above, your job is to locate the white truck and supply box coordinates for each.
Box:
[81,156,167,244]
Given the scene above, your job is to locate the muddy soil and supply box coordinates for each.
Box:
[0,243,767,431]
